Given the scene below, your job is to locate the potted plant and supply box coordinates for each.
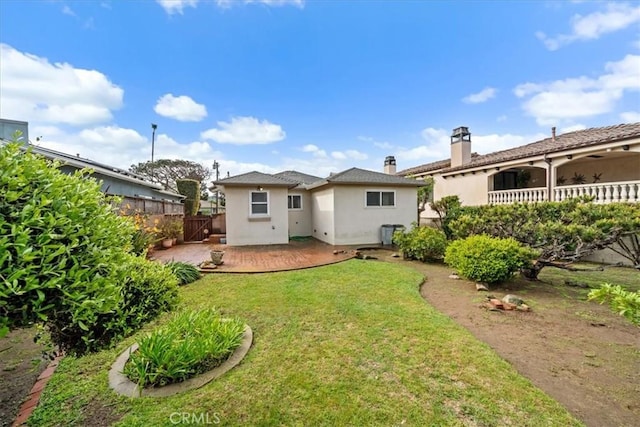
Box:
[168,218,183,246]
[158,216,178,248]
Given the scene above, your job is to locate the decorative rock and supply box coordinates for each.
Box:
[502,294,524,306]
[516,303,531,312]
[448,274,460,280]
[489,298,504,309]
[391,253,400,258]
[476,283,489,291]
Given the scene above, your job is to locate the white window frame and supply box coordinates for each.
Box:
[365,190,396,208]
[288,194,303,210]
[250,191,269,216]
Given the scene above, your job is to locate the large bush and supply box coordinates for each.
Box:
[449,199,640,278]
[0,142,177,353]
[444,235,537,283]
[177,179,200,216]
[394,224,447,262]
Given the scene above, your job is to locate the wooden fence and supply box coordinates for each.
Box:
[183,214,226,242]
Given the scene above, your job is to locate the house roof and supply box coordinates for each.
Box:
[274,170,323,185]
[397,122,640,176]
[214,171,299,187]
[1,139,184,199]
[308,167,426,189]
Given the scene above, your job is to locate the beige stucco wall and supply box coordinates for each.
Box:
[224,186,289,246]
[330,185,418,245]
[288,190,313,237]
[311,187,335,244]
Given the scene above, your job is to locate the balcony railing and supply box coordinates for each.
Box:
[554,181,640,203]
[488,187,548,204]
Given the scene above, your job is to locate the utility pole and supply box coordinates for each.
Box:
[151,123,157,181]
[213,160,220,214]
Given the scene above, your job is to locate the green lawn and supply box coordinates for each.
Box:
[29,260,581,426]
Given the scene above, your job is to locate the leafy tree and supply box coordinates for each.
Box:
[429,195,462,240]
[408,176,434,216]
[449,199,640,279]
[129,159,211,199]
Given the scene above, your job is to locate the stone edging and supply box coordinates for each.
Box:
[108,325,252,398]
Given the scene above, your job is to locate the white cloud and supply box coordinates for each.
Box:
[62,5,76,16]
[358,135,395,150]
[300,144,326,158]
[395,127,548,166]
[331,149,368,161]
[201,116,285,144]
[462,87,497,104]
[157,0,302,13]
[156,0,199,15]
[537,3,640,50]
[621,111,640,122]
[154,94,207,122]
[513,54,640,126]
[497,115,508,122]
[0,44,123,126]
[32,125,224,173]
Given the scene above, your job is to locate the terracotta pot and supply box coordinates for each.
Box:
[161,238,173,248]
[172,238,177,245]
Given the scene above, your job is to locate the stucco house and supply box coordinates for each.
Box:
[398,123,640,224]
[213,166,426,246]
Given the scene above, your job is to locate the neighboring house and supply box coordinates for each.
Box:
[1,118,184,215]
[398,123,640,224]
[213,166,425,246]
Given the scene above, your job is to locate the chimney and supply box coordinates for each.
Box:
[450,126,471,168]
[551,126,556,142]
[384,155,396,174]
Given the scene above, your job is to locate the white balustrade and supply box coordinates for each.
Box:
[553,181,640,203]
[488,187,548,204]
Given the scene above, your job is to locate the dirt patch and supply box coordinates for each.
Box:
[367,250,640,427]
[0,328,48,427]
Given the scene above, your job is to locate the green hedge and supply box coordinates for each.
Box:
[177,179,200,215]
[393,224,447,262]
[444,235,537,283]
[0,142,177,353]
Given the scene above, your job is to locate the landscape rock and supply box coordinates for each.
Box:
[502,294,524,306]
[476,283,489,291]
[448,274,460,280]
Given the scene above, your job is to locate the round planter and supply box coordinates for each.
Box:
[109,325,252,398]
[161,239,173,248]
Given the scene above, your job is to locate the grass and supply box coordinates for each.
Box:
[29,260,580,426]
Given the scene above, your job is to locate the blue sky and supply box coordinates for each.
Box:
[1,0,639,179]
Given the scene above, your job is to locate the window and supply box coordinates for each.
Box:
[366,190,395,207]
[250,191,268,215]
[288,194,302,210]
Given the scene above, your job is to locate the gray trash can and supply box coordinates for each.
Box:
[380,224,395,245]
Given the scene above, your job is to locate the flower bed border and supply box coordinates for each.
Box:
[108,325,252,398]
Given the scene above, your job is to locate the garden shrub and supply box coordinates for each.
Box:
[588,283,640,325]
[444,235,537,283]
[166,261,202,285]
[177,179,200,216]
[0,142,177,353]
[393,224,447,262]
[124,308,245,387]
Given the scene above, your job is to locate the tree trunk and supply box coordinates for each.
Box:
[521,262,545,280]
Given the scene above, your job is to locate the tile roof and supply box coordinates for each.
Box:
[397,122,640,176]
[213,171,298,187]
[274,170,323,185]
[308,167,426,189]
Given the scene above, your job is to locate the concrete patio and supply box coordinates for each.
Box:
[151,238,358,273]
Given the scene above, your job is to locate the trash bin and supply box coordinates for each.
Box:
[380,224,395,245]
